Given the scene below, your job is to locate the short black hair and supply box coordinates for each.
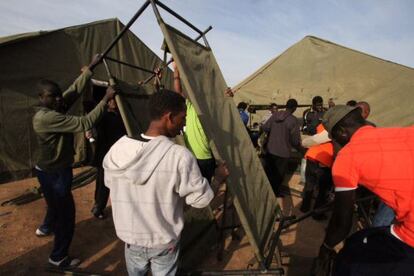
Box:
[332,108,365,134]
[357,101,370,112]
[148,89,186,120]
[312,96,323,105]
[37,79,62,96]
[286,98,298,109]
[237,102,248,110]
[346,100,357,106]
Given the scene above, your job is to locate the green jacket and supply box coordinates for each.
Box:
[33,69,106,171]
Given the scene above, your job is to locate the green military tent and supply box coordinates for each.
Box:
[0,18,173,184]
[1,15,282,272]
[0,18,224,271]
[233,35,414,127]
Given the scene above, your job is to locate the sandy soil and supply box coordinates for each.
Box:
[0,168,327,275]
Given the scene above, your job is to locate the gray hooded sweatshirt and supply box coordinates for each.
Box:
[103,135,213,248]
[262,110,302,158]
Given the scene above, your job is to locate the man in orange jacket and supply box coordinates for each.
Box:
[301,124,334,220]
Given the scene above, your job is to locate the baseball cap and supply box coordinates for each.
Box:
[322,105,358,134]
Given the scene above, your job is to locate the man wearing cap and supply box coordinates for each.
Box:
[356,101,395,227]
[313,105,414,275]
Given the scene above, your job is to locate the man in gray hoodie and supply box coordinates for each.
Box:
[103,90,229,276]
[262,98,304,196]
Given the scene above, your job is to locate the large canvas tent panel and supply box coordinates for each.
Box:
[234,36,414,127]
[160,22,279,262]
[0,19,173,183]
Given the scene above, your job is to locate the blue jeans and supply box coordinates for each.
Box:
[125,242,180,276]
[372,201,395,227]
[36,167,75,261]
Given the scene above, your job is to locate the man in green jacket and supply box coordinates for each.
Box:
[32,55,115,269]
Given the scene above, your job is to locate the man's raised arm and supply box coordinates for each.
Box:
[62,54,102,105]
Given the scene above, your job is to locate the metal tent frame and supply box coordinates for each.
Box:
[92,1,286,275]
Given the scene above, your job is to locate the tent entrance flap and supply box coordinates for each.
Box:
[159,21,281,264]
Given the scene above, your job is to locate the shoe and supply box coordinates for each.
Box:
[94,212,106,219]
[35,228,52,237]
[49,256,81,269]
[91,207,106,220]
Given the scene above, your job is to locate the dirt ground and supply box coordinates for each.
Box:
[0,168,327,275]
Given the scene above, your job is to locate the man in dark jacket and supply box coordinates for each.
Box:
[303,96,326,135]
[262,99,304,196]
[32,55,115,269]
[90,98,126,219]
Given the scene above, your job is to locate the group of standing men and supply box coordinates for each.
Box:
[31,51,414,275]
[259,95,414,275]
[32,55,229,276]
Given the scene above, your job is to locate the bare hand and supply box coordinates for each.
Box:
[103,86,116,102]
[154,67,163,79]
[88,53,102,70]
[171,61,178,71]
[225,87,234,97]
[214,161,230,184]
[85,130,93,139]
[80,66,89,73]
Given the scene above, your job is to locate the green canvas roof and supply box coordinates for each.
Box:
[0,18,173,183]
[233,36,414,127]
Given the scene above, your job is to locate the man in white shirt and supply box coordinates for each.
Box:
[103,90,229,276]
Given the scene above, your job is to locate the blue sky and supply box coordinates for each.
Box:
[0,0,413,86]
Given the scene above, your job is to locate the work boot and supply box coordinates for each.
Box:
[91,206,106,220]
[300,191,312,213]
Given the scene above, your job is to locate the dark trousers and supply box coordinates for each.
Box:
[93,166,109,212]
[303,159,333,210]
[266,154,289,195]
[37,167,75,261]
[197,158,216,183]
[314,166,332,208]
[334,227,414,275]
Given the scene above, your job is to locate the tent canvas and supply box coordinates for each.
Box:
[234,36,414,127]
[0,18,173,183]
[160,22,280,264]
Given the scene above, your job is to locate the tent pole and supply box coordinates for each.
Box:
[264,215,286,269]
[102,58,113,81]
[195,25,212,41]
[154,0,202,34]
[102,58,135,137]
[150,0,164,23]
[90,0,151,70]
[154,0,211,47]
[217,187,229,261]
[105,56,155,74]
[140,25,213,85]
